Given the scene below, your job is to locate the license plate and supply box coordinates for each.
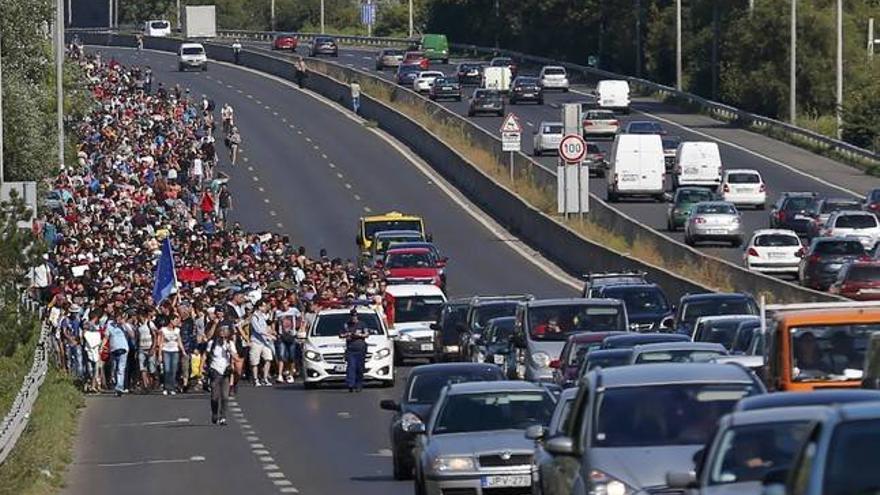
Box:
[523,93,534,97]
[420,344,433,351]
[333,364,347,373]
[768,252,788,259]
[481,475,531,488]
[622,174,638,182]
[684,167,699,174]
[735,188,751,193]
[795,214,810,221]
[442,86,452,90]
[708,229,728,235]
[492,354,506,365]
[826,263,843,271]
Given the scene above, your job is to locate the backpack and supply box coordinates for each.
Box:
[206,99,216,112]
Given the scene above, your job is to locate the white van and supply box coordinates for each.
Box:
[674,141,722,189]
[482,66,512,92]
[606,134,665,202]
[178,42,207,72]
[144,19,172,37]
[595,79,631,114]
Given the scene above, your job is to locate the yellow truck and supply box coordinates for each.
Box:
[357,211,426,253]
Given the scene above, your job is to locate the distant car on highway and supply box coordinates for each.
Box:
[428,76,462,101]
[581,348,633,373]
[178,42,208,71]
[380,247,446,289]
[384,284,446,363]
[272,33,297,51]
[720,168,766,209]
[865,188,880,214]
[683,201,744,247]
[489,56,517,78]
[770,191,820,235]
[395,63,422,86]
[411,381,556,495]
[461,295,532,362]
[144,19,172,37]
[822,211,880,249]
[622,120,664,135]
[470,316,517,377]
[743,229,804,275]
[828,261,880,300]
[467,89,504,117]
[368,230,426,266]
[375,48,405,70]
[674,141,723,190]
[691,315,761,351]
[419,33,449,63]
[454,62,484,85]
[309,36,338,57]
[673,292,758,336]
[582,109,619,139]
[550,331,626,387]
[798,237,868,291]
[583,142,606,177]
[595,79,631,113]
[600,332,691,350]
[666,187,717,231]
[508,76,544,105]
[581,270,648,298]
[532,121,564,156]
[592,283,673,332]
[380,363,505,480]
[538,65,569,92]
[628,341,728,364]
[412,70,444,93]
[661,135,682,171]
[806,197,864,239]
[403,51,429,70]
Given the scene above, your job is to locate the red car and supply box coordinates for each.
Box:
[829,261,880,300]
[273,34,297,51]
[550,331,627,387]
[403,51,429,70]
[378,247,446,290]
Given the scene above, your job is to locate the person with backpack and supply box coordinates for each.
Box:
[206,325,236,425]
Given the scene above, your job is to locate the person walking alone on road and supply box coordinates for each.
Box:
[227,126,242,166]
[350,81,362,115]
[294,56,307,88]
[232,39,242,64]
[220,103,234,136]
[136,33,144,51]
[206,325,236,425]
[340,308,368,392]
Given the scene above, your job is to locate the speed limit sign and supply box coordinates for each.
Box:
[559,134,586,163]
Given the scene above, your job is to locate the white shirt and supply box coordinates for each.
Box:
[275,308,302,335]
[351,82,361,98]
[31,263,51,288]
[207,339,235,374]
[161,326,181,353]
[192,157,204,177]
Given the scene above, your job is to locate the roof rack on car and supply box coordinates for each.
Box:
[470,294,534,303]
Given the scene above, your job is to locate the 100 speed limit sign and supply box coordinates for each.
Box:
[559,134,587,163]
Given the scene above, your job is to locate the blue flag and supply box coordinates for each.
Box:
[152,237,177,305]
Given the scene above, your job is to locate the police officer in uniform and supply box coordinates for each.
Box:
[340,308,368,392]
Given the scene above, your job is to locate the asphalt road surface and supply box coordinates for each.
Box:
[62,47,576,495]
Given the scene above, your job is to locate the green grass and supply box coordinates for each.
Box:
[0,329,37,417]
[0,367,82,495]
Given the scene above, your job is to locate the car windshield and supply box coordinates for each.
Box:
[433,391,554,434]
[364,219,422,238]
[150,21,169,29]
[790,324,880,381]
[603,287,669,315]
[528,304,627,340]
[681,298,757,326]
[543,124,563,134]
[585,351,632,371]
[543,67,566,75]
[395,296,445,323]
[376,235,423,254]
[317,37,335,43]
[384,49,404,56]
[823,419,880,495]
[782,196,816,211]
[662,137,681,150]
[593,384,754,447]
[813,240,865,255]
[475,91,499,100]
[846,265,880,282]
[628,122,661,133]
[589,111,615,120]
[634,349,725,363]
[407,370,502,404]
[822,200,862,214]
[727,173,760,184]
[709,421,813,485]
[435,77,457,85]
[695,203,737,215]
[182,47,204,55]
[313,313,383,337]
[472,303,519,329]
[696,319,749,348]
[733,322,761,354]
[487,320,515,343]
[491,58,512,66]
[835,215,877,229]
[386,251,434,268]
[755,234,800,247]
[515,78,539,86]
[677,190,715,204]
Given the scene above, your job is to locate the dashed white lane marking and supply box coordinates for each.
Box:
[274,480,294,487]
[297,130,303,135]
[279,488,299,493]
[363,206,372,212]
[254,449,270,455]
[267,472,285,479]
[526,121,534,127]
[246,435,259,441]
[247,165,254,171]
[354,194,361,201]
[246,94,253,99]
[321,153,328,159]
[304,136,312,142]
[252,176,259,182]
[259,456,275,462]
[269,210,277,216]
[226,84,234,89]
[362,56,372,60]
[288,124,295,129]
[346,63,354,67]
[282,117,287,122]
[313,145,320,150]
[237,89,243,93]
[276,222,284,229]
[106,417,189,427]
[328,162,336,168]
[336,172,344,179]
[273,111,279,116]
[367,449,393,457]
[345,53,355,57]
[242,156,249,163]
[258,186,265,192]
[251,443,265,449]
[264,464,280,471]
[256,99,263,104]
[345,183,352,189]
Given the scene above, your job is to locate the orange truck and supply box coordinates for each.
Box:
[762,301,880,392]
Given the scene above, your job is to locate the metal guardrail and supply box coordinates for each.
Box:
[0,294,49,465]
[211,29,880,168]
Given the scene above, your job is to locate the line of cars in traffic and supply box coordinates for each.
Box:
[377,269,880,494]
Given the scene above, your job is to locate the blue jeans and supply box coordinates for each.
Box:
[112,350,128,392]
[66,345,83,380]
[352,96,360,114]
[345,351,365,389]
[163,351,180,392]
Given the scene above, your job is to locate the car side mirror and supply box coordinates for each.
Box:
[407,422,427,435]
[661,317,675,331]
[666,471,697,489]
[663,192,673,202]
[387,328,400,339]
[525,424,546,441]
[430,322,440,331]
[426,233,434,242]
[379,399,400,411]
[545,436,576,456]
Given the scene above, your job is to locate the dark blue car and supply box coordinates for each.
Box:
[673,292,759,336]
[593,283,673,332]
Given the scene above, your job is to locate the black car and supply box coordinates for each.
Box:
[489,56,517,78]
[455,62,485,85]
[581,271,648,298]
[736,389,880,411]
[509,76,544,105]
[431,298,470,361]
[661,135,682,171]
[805,197,864,239]
[580,348,633,374]
[799,237,867,290]
[310,36,338,57]
[593,283,673,332]
[467,89,504,117]
[428,76,462,101]
[673,292,759,336]
[770,192,820,234]
[461,295,532,361]
[395,63,421,86]
[470,316,517,377]
[379,363,505,480]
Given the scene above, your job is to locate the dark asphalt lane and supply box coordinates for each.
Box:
[65,47,575,495]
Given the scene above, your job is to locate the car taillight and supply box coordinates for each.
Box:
[694,217,706,224]
[583,120,593,126]
[860,255,873,261]
[723,184,730,193]
[809,254,822,262]
[777,211,787,222]
[759,183,766,193]
[796,247,805,257]
[747,248,760,257]
[611,120,619,126]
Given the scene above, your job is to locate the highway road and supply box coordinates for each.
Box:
[240,40,880,272]
[63,47,576,495]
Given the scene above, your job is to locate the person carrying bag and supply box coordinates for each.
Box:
[205,325,236,425]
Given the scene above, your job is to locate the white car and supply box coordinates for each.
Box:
[743,229,803,274]
[823,211,880,249]
[532,121,564,156]
[302,306,396,389]
[384,284,446,363]
[538,65,569,91]
[412,71,444,93]
[178,42,207,72]
[719,168,766,209]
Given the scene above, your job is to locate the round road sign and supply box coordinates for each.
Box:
[559,134,587,163]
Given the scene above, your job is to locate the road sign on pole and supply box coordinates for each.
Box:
[559,134,587,164]
[500,113,522,183]
[499,113,522,133]
[361,1,376,32]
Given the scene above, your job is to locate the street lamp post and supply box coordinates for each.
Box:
[56,0,64,169]
[408,0,414,38]
[320,0,325,34]
[635,0,642,78]
[869,18,875,60]
[835,0,843,139]
[270,0,276,31]
[0,32,4,184]
[675,0,682,91]
[789,0,797,124]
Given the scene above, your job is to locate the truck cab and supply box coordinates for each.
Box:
[357,211,426,254]
[384,284,447,363]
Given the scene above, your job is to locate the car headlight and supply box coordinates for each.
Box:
[431,456,475,472]
[400,412,422,432]
[304,350,322,362]
[532,351,551,369]
[589,470,632,495]
[374,347,391,360]
[398,333,414,342]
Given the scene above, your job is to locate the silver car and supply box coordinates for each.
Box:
[582,109,619,139]
[532,121,563,157]
[376,48,405,70]
[628,342,728,364]
[411,381,556,495]
[684,201,744,247]
[527,387,577,495]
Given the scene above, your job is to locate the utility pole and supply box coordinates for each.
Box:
[676,0,682,91]
[749,0,754,16]
[176,0,181,31]
[711,0,719,99]
[635,0,642,78]
[270,0,276,31]
[408,0,414,38]
[113,0,118,28]
[320,0,325,34]
[108,0,113,28]
[67,0,72,25]
[869,18,875,61]
[56,0,64,169]
[494,0,500,49]
[835,0,843,139]
[0,32,4,184]
[367,0,372,37]
[789,0,797,124]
